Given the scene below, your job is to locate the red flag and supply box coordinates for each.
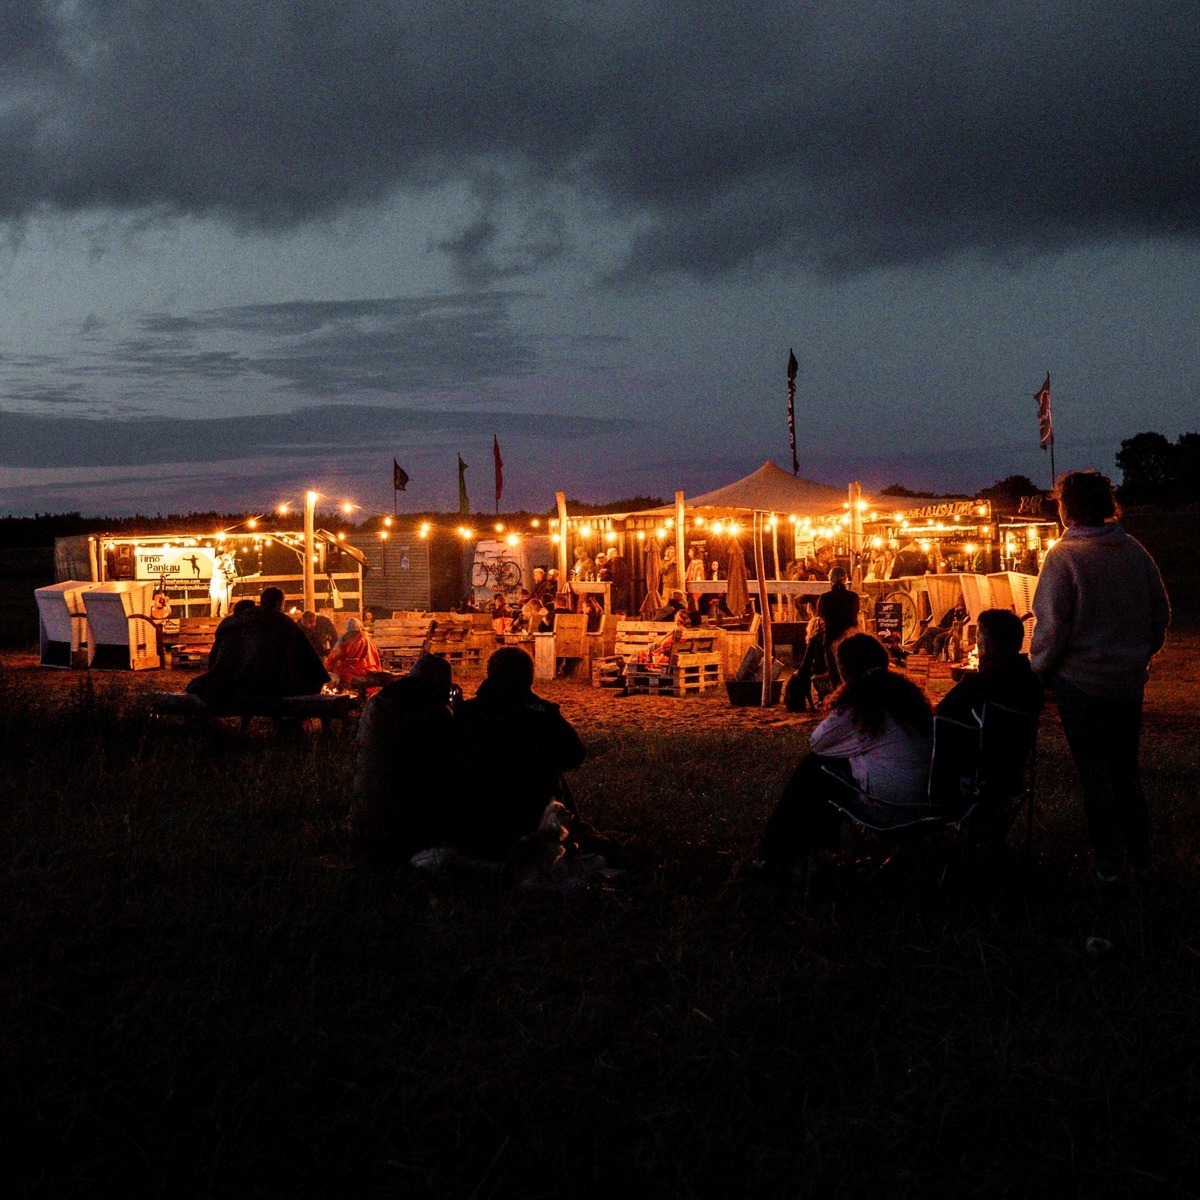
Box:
[1035,373,1053,450]
[786,349,799,475]
[493,435,504,506]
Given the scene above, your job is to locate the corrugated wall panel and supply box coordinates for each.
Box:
[361,535,431,614]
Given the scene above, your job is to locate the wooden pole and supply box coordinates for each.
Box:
[675,491,686,603]
[753,512,775,706]
[304,490,317,612]
[555,491,570,584]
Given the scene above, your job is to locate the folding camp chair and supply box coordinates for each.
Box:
[822,704,1037,878]
[974,701,1040,853]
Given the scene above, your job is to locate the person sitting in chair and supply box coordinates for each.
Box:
[756,633,933,877]
[937,608,1044,727]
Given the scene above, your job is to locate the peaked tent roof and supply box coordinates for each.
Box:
[641,460,849,518]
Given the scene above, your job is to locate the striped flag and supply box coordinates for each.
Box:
[787,348,799,475]
[1035,373,1053,450]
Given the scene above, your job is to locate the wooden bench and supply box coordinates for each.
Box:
[372,617,436,672]
[624,627,724,696]
[162,616,223,667]
[150,691,358,732]
[593,621,725,696]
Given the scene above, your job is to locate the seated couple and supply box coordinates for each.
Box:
[349,647,612,878]
[758,610,1042,876]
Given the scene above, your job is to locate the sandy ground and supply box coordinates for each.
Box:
[0,649,820,737]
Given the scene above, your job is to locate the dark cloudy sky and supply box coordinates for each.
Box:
[1,1,1197,516]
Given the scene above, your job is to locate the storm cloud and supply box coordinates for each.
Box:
[3,2,1197,280]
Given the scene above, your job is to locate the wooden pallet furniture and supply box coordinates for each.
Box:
[591,620,662,687]
[624,627,724,697]
[593,621,725,695]
[163,616,223,666]
[372,617,436,672]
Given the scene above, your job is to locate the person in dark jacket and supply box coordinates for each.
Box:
[817,567,861,686]
[186,587,328,711]
[936,608,1044,726]
[454,647,586,860]
[349,654,458,859]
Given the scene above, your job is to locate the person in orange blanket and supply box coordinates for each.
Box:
[324,617,383,692]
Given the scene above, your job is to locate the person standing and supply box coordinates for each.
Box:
[1030,470,1170,882]
[816,566,861,686]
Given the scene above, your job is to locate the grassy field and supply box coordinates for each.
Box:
[2,626,1199,1198]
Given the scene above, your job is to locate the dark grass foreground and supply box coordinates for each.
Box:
[3,640,1200,1199]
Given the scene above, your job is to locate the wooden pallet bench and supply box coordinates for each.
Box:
[162,616,223,666]
[372,617,436,672]
[150,691,358,731]
[595,622,725,696]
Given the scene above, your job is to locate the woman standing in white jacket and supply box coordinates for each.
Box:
[1031,470,1170,882]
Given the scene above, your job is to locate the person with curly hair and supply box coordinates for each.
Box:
[756,633,933,874]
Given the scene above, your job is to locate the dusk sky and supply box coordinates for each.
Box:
[1,1,1197,518]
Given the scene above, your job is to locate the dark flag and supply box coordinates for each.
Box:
[458,454,470,517]
[392,459,410,491]
[1035,373,1053,449]
[787,348,800,475]
[493,435,504,508]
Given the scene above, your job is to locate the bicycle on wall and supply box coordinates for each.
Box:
[472,558,523,592]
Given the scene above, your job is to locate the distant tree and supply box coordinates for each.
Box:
[975,474,1043,514]
[1116,431,1177,506]
[879,483,924,498]
[562,496,666,515]
[1174,433,1200,506]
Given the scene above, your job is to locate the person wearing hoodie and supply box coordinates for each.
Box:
[453,647,586,861]
[1030,470,1170,881]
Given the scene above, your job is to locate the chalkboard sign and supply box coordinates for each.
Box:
[875,601,904,641]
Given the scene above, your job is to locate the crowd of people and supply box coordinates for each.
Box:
[176,470,1170,893]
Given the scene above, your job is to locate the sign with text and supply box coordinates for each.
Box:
[875,601,904,641]
[135,546,215,588]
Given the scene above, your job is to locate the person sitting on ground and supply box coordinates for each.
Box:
[784,616,829,712]
[937,608,1044,726]
[324,617,383,692]
[348,654,458,860]
[757,633,933,875]
[453,647,587,862]
[186,586,329,710]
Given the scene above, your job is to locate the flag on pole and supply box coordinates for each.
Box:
[493,435,503,508]
[786,348,799,475]
[1035,372,1053,449]
[458,454,470,516]
[392,459,410,491]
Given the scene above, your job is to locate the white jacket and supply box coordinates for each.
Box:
[1030,523,1170,701]
[811,709,932,804]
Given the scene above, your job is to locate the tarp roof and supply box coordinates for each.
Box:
[637,460,850,518]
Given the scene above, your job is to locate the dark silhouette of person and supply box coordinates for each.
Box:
[452,647,586,860]
[186,586,328,712]
[349,655,458,859]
